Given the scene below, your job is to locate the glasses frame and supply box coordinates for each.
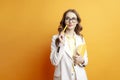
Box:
[65,17,77,23]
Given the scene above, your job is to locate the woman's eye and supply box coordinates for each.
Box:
[72,18,77,20]
[65,17,69,20]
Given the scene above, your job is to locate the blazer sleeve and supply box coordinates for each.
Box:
[50,35,65,66]
[82,37,88,66]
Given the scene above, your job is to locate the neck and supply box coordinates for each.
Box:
[65,29,75,37]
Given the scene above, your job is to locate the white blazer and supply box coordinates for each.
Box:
[50,33,88,80]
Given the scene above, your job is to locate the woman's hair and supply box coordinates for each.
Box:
[55,9,83,47]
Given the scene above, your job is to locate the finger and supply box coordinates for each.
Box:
[73,55,76,58]
[73,56,77,60]
[74,60,79,65]
[76,52,80,56]
[59,34,64,39]
[74,60,77,64]
[74,55,79,58]
[78,56,82,59]
[59,35,63,40]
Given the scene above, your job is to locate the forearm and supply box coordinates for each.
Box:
[50,42,65,66]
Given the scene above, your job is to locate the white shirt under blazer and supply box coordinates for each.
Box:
[50,33,88,80]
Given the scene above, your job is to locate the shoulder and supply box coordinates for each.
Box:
[51,34,59,42]
[75,34,86,43]
[75,34,83,39]
[52,34,59,39]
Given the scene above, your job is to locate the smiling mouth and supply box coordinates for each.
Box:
[68,25,73,27]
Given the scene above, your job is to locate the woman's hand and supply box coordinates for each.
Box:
[73,54,84,65]
[58,32,65,45]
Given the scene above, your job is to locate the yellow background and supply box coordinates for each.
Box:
[0,0,120,80]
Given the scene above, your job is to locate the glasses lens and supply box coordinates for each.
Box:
[72,18,77,22]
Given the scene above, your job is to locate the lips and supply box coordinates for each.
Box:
[68,24,73,27]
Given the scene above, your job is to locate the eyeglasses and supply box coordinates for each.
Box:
[65,17,77,23]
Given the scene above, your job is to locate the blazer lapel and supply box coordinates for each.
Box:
[64,36,73,59]
[74,34,83,48]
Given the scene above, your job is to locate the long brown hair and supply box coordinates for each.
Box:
[55,9,83,47]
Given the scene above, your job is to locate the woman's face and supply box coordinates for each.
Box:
[65,12,78,30]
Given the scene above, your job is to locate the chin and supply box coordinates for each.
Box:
[67,27,74,30]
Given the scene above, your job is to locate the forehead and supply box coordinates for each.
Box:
[65,12,77,18]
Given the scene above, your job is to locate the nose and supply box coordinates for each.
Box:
[69,19,72,23]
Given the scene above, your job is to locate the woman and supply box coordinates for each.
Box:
[50,9,88,80]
